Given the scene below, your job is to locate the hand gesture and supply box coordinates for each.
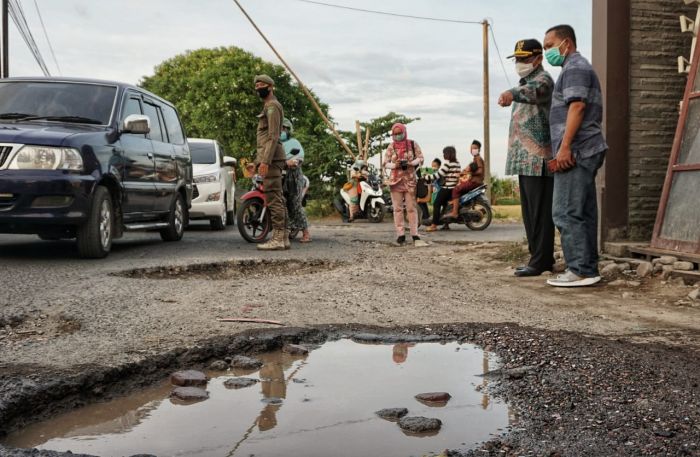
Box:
[555,145,576,171]
[498,91,514,107]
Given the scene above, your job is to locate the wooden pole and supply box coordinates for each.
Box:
[2,0,8,78]
[355,120,362,159]
[233,0,356,161]
[363,127,371,160]
[482,20,491,202]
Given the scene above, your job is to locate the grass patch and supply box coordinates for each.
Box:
[495,197,521,206]
[305,199,337,218]
[493,205,522,220]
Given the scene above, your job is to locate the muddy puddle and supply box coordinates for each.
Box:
[115,258,342,280]
[4,340,513,457]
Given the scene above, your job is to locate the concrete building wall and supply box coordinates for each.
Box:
[627,0,695,239]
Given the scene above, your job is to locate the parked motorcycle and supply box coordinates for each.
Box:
[434,184,493,231]
[334,171,386,223]
[236,175,271,243]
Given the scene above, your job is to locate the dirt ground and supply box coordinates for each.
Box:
[0,220,699,456]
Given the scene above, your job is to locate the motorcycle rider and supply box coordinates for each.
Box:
[446,140,485,220]
[281,118,311,243]
[345,159,369,222]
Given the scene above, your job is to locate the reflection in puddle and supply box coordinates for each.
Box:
[4,340,513,457]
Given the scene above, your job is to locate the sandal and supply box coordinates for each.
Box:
[300,237,312,243]
[425,225,438,232]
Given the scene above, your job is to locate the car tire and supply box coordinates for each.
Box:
[226,196,235,226]
[160,193,186,241]
[76,185,113,258]
[210,201,226,231]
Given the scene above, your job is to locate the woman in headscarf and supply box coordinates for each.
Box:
[383,123,427,247]
[281,118,311,242]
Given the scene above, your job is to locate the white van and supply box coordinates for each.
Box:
[187,138,236,230]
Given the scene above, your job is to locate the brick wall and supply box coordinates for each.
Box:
[627,0,695,239]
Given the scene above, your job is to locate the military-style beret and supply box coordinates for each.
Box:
[254,74,275,86]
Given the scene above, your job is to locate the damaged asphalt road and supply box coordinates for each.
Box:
[0,221,699,456]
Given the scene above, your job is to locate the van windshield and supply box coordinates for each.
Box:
[0,81,117,125]
[188,142,217,164]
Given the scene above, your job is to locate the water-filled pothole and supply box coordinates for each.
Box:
[115,258,342,280]
[4,340,513,457]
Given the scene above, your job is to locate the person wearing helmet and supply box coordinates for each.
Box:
[281,118,311,242]
[345,159,369,222]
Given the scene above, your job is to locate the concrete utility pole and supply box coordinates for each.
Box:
[482,19,491,201]
[2,0,8,78]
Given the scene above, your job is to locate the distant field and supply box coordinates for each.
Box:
[493,205,522,221]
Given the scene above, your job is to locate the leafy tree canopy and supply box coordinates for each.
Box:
[140,46,416,201]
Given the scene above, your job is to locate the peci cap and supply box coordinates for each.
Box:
[507,39,543,59]
[254,74,275,86]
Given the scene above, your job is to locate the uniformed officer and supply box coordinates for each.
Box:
[254,74,289,250]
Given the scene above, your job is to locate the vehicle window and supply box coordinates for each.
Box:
[121,96,142,120]
[161,105,185,144]
[0,81,117,124]
[188,142,217,164]
[143,102,164,142]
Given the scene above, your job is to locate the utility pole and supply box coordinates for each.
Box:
[1,0,7,78]
[482,19,491,202]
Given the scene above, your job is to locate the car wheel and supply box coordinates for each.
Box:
[226,195,235,226]
[210,200,226,231]
[160,193,186,241]
[76,185,113,258]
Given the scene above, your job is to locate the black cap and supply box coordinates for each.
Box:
[507,39,543,59]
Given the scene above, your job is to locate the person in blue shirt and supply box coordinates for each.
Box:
[281,118,311,242]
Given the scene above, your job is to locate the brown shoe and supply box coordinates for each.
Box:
[426,225,438,232]
[257,229,286,251]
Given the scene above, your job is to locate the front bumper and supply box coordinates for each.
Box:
[0,170,96,234]
[189,181,224,219]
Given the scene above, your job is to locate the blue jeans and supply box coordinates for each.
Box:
[552,152,606,277]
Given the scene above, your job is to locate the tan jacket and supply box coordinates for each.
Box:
[255,96,286,165]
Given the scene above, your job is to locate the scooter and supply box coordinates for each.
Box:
[334,172,386,223]
[435,184,493,231]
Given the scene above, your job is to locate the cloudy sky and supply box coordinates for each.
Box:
[7,0,591,176]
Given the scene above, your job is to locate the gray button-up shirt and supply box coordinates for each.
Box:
[550,52,608,160]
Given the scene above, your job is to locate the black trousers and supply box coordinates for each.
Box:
[432,188,452,226]
[519,174,555,271]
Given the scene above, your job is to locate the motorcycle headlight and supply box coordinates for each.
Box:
[194,172,219,184]
[9,146,83,171]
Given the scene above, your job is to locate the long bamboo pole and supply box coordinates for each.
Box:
[233,0,356,161]
[363,127,371,160]
[355,120,363,159]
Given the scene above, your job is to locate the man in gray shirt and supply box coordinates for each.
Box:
[543,24,608,287]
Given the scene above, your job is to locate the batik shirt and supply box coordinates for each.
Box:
[550,52,608,160]
[505,66,554,177]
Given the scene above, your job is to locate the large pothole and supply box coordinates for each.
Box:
[115,258,343,280]
[2,338,511,457]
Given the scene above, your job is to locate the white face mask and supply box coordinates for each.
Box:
[515,62,535,78]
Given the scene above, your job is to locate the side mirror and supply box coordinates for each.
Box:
[121,114,150,134]
[223,156,237,167]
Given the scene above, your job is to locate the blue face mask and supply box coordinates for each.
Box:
[280,131,289,141]
[545,40,567,67]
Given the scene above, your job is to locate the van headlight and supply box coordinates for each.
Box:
[9,146,83,171]
[194,172,219,184]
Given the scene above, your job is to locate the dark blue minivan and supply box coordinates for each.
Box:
[0,77,192,258]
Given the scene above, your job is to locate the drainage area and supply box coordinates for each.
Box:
[4,339,513,457]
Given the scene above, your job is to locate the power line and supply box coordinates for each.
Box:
[33,0,60,75]
[294,0,483,24]
[7,0,50,75]
[488,23,512,87]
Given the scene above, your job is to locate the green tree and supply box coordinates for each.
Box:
[140,46,343,200]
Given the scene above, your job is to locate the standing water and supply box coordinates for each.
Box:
[4,340,513,457]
